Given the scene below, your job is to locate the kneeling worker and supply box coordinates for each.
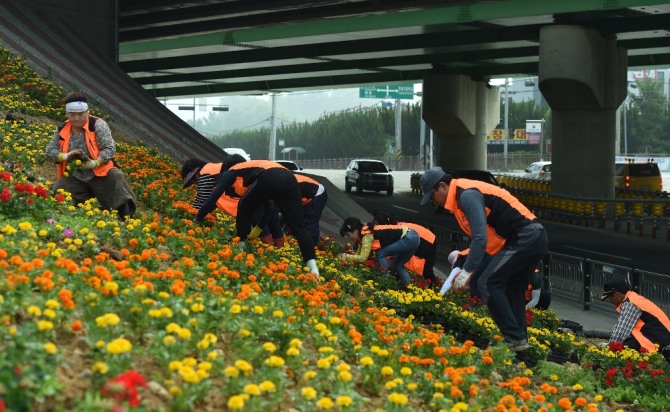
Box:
[601,279,670,365]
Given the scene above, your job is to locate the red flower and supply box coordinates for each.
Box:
[0,398,5,412]
[0,188,10,203]
[525,309,534,325]
[55,193,65,203]
[0,172,10,182]
[101,370,147,407]
[609,341,623,353]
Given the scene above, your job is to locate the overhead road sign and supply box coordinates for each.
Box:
[359,84,414,100]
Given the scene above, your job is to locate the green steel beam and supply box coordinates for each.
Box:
[120,0,668,55]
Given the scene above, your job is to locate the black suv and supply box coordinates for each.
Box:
[345,159,393,195]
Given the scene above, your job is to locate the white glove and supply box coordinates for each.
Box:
[79,154,101,170]
[440,267,461,295]
[598,341,609,348]
[452,269,472,293]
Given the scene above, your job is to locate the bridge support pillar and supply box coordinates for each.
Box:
[422,73,499,170]
[539,25,627,198]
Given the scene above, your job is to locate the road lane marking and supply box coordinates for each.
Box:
[564,246,632,261]
[392,206,419,213]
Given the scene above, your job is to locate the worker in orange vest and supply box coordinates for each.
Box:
[600,279,670,364]
[195,155,319,277]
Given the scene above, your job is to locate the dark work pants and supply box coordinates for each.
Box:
[477,222,548,342]
[303,191,328,245]
[237,168,315,262]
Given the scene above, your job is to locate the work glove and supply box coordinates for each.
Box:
[451,269,472,293]
[57,150,83,162]
[248,225,263,239]
[79,154,101,170]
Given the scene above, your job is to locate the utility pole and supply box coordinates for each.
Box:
[395,98,401,169]
[269,93,277,160]
[503,78,509,171]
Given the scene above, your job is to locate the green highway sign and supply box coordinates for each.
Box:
[359,84,414,100]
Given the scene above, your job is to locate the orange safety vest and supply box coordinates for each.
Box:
[294,174,321,206]
[367,222,433,276]
[228,160,285,197]
[443,179,536,256]
[617,291,670,353]
[199,163,239,217]
[57,116,114,179]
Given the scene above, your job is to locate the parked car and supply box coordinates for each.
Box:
[615,161,662,192]
[345,159,393,195]
[524,161,552,180]
[276,160,302,172]
[223,147,251,161]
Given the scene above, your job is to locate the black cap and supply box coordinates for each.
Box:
[600,279,631,300]
[181,159,206,188]
[340,217,362,237]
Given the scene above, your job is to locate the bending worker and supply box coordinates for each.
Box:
[195,155,319,277]
[420,166,548,367]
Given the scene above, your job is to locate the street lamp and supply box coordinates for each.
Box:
[177,98,229,130]
[622,83,638,156]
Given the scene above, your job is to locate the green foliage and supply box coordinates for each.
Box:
[626,78,670,154]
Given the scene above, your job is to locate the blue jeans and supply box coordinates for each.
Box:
[377,229,420,286]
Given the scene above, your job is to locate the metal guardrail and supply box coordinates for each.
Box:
[432,225,670,315]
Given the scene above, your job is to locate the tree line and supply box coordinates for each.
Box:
[208,78,669,160]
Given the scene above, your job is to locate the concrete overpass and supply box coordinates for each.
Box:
[3,0,670,197]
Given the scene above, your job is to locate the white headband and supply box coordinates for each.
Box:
[65,101,89,112]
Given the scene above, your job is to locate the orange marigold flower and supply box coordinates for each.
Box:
[70,320,83,332]
[557,397,571,410]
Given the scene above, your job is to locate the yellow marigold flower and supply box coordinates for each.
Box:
[103,281,118,293]
[244,384,261,396]
[134,284,147,293]
[107,338,132,354]
[381,366,394,377]
[400,367,412,376]
[96,340,105,348]
[166,323,181,334]
[317,358,331,369]
[160,307,173,317]
[388,393,408,405]
[286,347,300,356]
[407,383,418,391]
[158,292,170,299]
[336,362,350,372]
[550,374,559,381]
[272,310,283,318]
[96,313,120,328]
[238,329,251,337]
[594,394,603,402]
[27,306,42,316]
[177,328,192,340]
[385,381,398,390]
[198,361,213,371]
[38,229,48,237]
[227,395,245,410]
[182,357,197,367]
[259,380,276,392]
[43,342,57,354]
[337,370,353,382]
[191,303,204,312]
[265,356,285,368]
[163,336,177,346]
[207,351,218,360]
[302,387,317,400]
[37,320,54,331]
[304,371,317,381]
[329,317,341,325]
[360,356,374,367]
[96,220,106,229]
[452,401,469,411]
[370,345,381,354]
[336,395,352,407]
[230,304,242,314]
[224,366,239,378]
[234,360,253,375]
[169,386,182,396]
[92,362,109,374]
[9,326,16,335]
[263,342,277,352]
[45,299,60,309]
[290,338,303,348]
[253,305,264,314]
[318,346,334,353]
[377,349,389,357]
[316,397,334,409]
[18,222,33,231]
[41,308,56,319]
[179,366,200,384]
